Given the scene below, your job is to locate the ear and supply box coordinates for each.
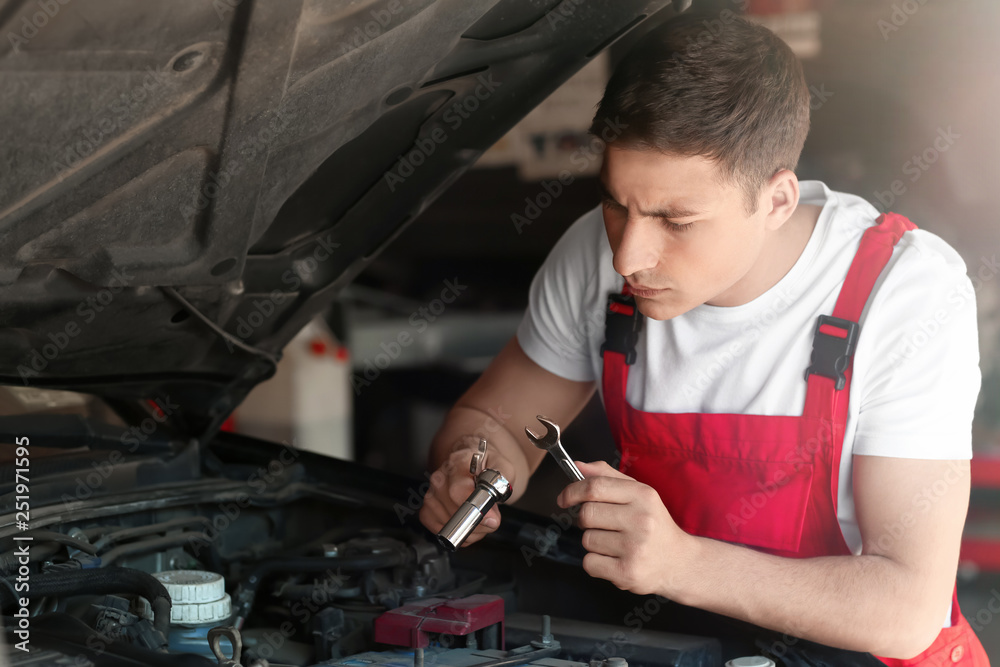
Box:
[761,169,800,231]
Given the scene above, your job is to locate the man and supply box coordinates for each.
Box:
[419,13,987,666]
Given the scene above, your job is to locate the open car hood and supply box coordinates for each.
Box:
[0,0,680,439]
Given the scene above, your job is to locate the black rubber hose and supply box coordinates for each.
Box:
[0,567,172,637]
[0,530,97,555]
[98,532,211,566]
[86,517,213,549]
[0,543,59,573]
[257,552,411,575]
[233,551,412,627]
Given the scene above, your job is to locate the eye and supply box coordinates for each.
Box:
[663,220,694,232]
[601,196,625,212]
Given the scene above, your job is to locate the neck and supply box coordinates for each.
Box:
[708,203,821,307]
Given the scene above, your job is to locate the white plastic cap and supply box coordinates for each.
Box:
[153,570,231,626]
[168,594,232,626]
[726,658,776,667]
[154,570,226,604]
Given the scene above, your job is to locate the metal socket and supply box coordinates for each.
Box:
[436,469,512,551]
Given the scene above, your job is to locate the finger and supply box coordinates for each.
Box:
[481,504,501,530]
[457,507,501,547]
[557,475,642,508]
[575,500,631,531]
[447,476,476,507]
[422,497,494,548]
[576,460,633,480]
[581,551,620,584]
[419,492,451,532]
[581,528,623,557]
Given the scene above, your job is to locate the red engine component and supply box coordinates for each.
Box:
[374,594,504,648]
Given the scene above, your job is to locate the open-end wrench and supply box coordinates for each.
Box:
[524,415,585,482]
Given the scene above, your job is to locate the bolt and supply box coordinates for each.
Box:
[541,614,553,644]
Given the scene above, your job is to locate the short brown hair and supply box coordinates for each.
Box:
[590,12,810,213]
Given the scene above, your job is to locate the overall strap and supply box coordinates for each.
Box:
[600,284,642,433]
[802,212,918,420]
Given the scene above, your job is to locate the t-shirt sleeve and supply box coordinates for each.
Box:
[516,207,608,383]
[852,232,982,460]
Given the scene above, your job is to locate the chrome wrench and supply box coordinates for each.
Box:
[524,415,585,482]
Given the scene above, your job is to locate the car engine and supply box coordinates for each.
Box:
[1,436,731,667]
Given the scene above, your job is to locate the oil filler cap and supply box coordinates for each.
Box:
[153,570,232,626]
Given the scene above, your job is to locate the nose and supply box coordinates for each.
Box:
[612,215,659,278]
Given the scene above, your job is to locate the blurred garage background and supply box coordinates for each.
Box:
[217,0,1000,657]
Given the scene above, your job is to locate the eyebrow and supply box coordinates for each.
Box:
[598,180,703,221]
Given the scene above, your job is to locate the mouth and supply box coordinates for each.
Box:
[627,283,667,298]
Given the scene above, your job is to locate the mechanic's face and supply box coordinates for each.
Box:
[600,145,784,321]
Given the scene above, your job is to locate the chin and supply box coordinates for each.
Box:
[633,293,692,321]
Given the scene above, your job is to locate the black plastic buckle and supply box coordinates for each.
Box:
[804,315,860,391]
[600,293,643,365]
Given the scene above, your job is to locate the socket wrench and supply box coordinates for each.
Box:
[436,439,512,551]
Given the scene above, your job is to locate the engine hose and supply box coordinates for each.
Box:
[234,551,412,627]
[0,543,59,574]
[0,567,172,637]
[249,551,412,584]
[0,530,97,558]
[98,532,211,566]
[86,517,214,550]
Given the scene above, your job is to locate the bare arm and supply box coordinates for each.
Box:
[561,455,969,659]
[420,335,595,543]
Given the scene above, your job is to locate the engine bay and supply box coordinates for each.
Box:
[1,437,728,667]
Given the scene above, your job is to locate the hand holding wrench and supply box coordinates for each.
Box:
[525,416,585,482]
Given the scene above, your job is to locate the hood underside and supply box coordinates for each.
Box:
[0,0,680,439]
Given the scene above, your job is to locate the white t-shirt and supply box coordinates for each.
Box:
[517,180,981,557]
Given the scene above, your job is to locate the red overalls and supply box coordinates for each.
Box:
[600,213,989,666]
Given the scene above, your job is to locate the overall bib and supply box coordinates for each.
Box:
[600,212,989,666]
